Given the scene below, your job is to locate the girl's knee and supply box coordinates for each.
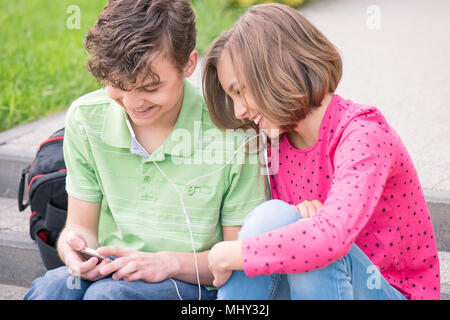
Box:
[239,200,301,240]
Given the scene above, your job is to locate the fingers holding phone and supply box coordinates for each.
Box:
[69,253,113,282]
[63,231,88,267]
[62,231,112,281]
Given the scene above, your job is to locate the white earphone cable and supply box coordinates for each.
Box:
[150,130,268,300]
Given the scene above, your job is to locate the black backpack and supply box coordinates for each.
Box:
[18,128,67,270]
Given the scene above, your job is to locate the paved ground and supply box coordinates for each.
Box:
[0,284,28,300]
[300,0,450,194]
[0,197,28,234]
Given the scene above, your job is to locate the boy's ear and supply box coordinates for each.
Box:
[183,50,198,78]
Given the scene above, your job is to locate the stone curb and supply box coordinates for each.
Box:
[0,152,34,199]
[0,232,46,288]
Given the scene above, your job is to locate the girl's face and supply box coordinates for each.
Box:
[217,50,284,139]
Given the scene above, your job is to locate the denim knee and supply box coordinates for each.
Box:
[238,199,302,240]
[24,266,88,300]
[83,278,151,300]
[83,279,124,300]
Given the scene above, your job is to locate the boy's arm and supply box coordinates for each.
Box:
[57,196,101,265]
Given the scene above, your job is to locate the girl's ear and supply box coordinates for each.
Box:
[183,50,198,78]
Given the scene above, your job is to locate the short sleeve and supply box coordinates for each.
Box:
[220,136,268,227]
[63,106,103,203]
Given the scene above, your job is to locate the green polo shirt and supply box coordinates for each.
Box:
[63,80,267,254]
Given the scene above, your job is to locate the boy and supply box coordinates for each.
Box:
[24,0,266,300]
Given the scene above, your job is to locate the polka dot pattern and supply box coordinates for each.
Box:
[242,95,440,300]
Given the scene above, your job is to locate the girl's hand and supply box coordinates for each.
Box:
[208,240,242,287]
[292,200,323,218]
[96,247,176,283]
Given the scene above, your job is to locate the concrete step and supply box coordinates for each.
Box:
[0,232,47,288]
[0,111,66,199]
[0,197,47,289]
[0,283,29,300]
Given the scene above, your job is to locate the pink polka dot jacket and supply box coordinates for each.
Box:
[241,94,440,300]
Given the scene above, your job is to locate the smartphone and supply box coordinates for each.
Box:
[77,247,115,263]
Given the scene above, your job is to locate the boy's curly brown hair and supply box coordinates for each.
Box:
[85,0,197,91]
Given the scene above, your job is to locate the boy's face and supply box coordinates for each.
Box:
[106,51,198,129]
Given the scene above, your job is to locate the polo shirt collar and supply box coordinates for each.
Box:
[102,96,132,149]
[102,80,203,159]
[163,80,203,158]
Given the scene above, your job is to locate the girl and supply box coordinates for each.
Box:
[203,3,440,300]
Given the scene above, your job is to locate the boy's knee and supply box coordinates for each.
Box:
[24,266,80,300]
[83,279,145,300]
[238,200,301,240]
[33,266,71,290]
[83,280,120,300]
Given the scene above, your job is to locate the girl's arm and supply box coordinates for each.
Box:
[208,201,322,287]
[240,115,396,277]
[163,226,242,285]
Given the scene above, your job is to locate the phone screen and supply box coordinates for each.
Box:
[77,248,106,263]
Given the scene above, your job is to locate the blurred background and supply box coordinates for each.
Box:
[1,0,449,192]
[0,0,305,132]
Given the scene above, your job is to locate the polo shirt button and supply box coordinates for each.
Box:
[144,176,151,183]
[186,186,195,195]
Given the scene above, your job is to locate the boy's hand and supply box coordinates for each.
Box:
[97,247,176,283]
[63,231,111,281]
[292,200,323,218]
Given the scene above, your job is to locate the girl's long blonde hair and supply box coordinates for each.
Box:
[203,3,342,132]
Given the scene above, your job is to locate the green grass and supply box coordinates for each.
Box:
[0,0,107,132]
[0,0,247,132]
[193,0,247,56]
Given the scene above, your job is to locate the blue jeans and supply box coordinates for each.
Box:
[24,266,217,300]
[218,200,407,300]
